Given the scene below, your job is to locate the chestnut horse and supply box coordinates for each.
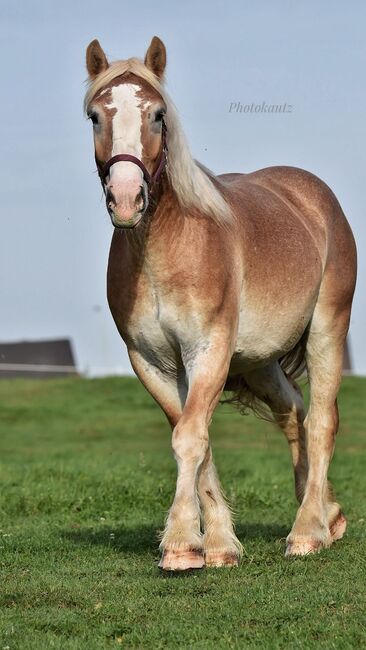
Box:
[84,37,357,570]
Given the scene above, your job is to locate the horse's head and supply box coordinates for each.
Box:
[85,37,167,229]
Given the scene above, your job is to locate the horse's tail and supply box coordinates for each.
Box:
[221,327,309,419]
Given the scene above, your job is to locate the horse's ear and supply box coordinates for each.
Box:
[86,39,109,79]
[144,36,166,79]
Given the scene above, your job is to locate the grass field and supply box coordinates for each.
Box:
[0,375,365,649]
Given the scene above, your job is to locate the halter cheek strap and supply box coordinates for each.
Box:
[101,120,167,193]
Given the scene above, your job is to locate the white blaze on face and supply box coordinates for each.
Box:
[105,83,146,188]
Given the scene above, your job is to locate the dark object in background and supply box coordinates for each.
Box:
[0,339,77,378]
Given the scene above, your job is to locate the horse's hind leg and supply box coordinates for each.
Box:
[243,360,345,550]
[286,304,351,555]
[243,363,308,506]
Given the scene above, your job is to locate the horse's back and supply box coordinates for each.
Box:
[220,164,337,200]
[219,165,356,272]
[219,165,350,228]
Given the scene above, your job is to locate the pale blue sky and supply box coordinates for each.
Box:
[1,0,365,373]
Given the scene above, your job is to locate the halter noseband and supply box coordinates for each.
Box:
[102,120,167,193]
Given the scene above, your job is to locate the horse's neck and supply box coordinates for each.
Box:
[125,173,183,257]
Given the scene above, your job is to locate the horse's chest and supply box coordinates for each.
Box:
[116,284,188,374]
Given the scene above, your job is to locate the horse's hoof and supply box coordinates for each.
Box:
[330,512,347,542]
[285,539,322,556]
[159,549,205,571]
[205,551,240,568]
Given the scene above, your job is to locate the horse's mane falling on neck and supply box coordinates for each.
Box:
[84,58,233,225]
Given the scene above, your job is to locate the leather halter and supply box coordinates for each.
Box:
[102,120,167,193]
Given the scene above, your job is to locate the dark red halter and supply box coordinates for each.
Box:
[102,120,167,193]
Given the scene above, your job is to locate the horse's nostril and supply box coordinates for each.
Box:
[106,188,116,209]
[135,187,145,211]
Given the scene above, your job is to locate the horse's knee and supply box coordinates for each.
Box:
[305,399,339,443]
[172,420,209,465]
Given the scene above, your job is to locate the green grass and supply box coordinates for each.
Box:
[0,375,365,649]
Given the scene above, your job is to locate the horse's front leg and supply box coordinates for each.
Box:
[198,446,243,567]
[159,337,235,571]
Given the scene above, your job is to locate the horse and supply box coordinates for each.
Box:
[84,36,357,571]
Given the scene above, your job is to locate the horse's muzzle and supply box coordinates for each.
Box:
[106,185,147,229]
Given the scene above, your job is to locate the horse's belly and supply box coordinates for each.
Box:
[231,309,310,372]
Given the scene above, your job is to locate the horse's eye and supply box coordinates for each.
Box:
[154,109,165,123]
[89,112,99,126]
